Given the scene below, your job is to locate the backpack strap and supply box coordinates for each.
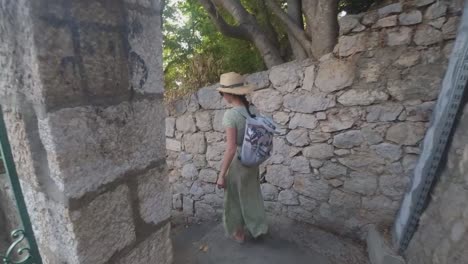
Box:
[233,108,253,120]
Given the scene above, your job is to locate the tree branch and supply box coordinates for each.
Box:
[197,0,249,41]
[265,0,313,57]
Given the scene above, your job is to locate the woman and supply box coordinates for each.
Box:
[215,72,268,243]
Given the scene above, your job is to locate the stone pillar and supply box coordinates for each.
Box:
[0,0,171,263]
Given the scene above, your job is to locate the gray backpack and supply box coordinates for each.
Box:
[234,109,279,167]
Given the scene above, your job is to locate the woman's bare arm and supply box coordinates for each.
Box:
[218,127,237,181]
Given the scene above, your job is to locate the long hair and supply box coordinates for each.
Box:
[237,95,255,118]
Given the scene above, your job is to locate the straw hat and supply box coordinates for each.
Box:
[216,72,255,95]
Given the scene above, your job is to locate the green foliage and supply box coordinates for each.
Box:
[163,0,377,101]
[163,0,264,101]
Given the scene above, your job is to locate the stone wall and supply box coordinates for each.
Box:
[404,98,468,263]
[0,0,171,263]
[167,0,461,239]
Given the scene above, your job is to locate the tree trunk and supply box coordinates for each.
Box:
[212,0,284,68]
[303,0,339,59]
[287,0,308,60]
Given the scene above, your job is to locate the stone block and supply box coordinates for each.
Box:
[116,224,172,264]
[387,63,445,101]
[378,3,402,17]
[429,17,447,29]
[183,133,206,154]
[197,85,225,110]
[195,111,212,132]
[414,25,443,46]
[321,108,359,132]
[319,162,347,179]
[442,17,460,40]
[206,142,225,161]
[379,174,409,199]
[329,189,360,209]
[394,51,420,68]
[424,2,448,20]
[261,183,279,201]
[373,16,398,28]
[176,114,196,133]
[412,0,435,7]
[343,171,377,195]
[138,167,171,225]
[334,33,367,57]
[361,127,384,145]
[302,65,316,91]
[309,131,331,143]
[205,132,224,143]
[287,206,315,224]
[386,122,426,145]
[79,27,130,99]
[252,89,283,112]
[266,165,293,189]
[339,15,360,35]
[398,10,422,25]
[38,99,165,198]
[202,194,224,209]
[333,130,364,149]
[367,103,404,122]
[293,174,330,201]
[362,11,378,26]
[183,196,194,215]
[286,129,310,147]
[269,62,303,93]
[181,163,198,180]
[273,112,290,125]
[360,60,382,83]
[289,113,318,129]
[173,193,183,210]
[291,156,311,173]
[72,185,136,264]
[165,117,176,137]
[339,152,385,174]
[283,92,336,113]
[303,144,334,160]
[278,190,299,205]
[338,89,389,106]
[386,27,413,46]
[370,143,402,162]
[212,110,226,132]
[199,169,217,183]
[316,58,356,93]
[166,138,181,152]
[32,20,83,110]
[126,9,164,94]
[246,70,270,90]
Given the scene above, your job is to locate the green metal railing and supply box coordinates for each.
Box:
[0,108,42,264]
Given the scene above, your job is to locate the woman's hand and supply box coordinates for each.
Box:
[217,175,226,189]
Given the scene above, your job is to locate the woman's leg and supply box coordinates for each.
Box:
[223,165,245,241]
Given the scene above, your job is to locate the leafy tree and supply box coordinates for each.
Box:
[162,0,378,99]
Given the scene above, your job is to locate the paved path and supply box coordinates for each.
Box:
[172,216,369,264]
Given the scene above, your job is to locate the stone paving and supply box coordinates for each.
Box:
[172,216,369,264]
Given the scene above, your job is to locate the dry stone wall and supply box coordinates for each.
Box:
[167,0,461,239]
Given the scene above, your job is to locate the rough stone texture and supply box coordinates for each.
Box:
[338,89,389,106]
[252,89,283,112]
[283,92,336,113]
[183,133,206,154]
[270,62,303,93]
[73,185,136,264]
[442,17,461,40]
[405,102,468,264]
[165,2,458,241]
[197,85,224,110]
[414,25,443,46]
[289,113,318,129]
[39,100,166,198]
[266,165,294,189]
[333,130,364,149]
[386,122,426,145]
[399,10,423,25]
[316,58,356,93]
[195,111,212,132]
[138,167,171,224]
[424,2,448,20]
[116,224,172,264]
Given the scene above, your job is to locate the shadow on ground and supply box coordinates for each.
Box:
[171,215,369,264]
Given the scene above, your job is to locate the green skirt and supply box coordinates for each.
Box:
[223,157,268,238]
